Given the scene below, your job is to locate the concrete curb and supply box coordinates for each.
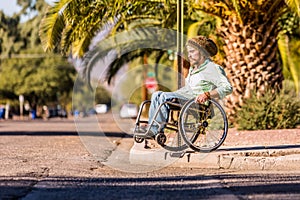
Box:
[129,142,300,170]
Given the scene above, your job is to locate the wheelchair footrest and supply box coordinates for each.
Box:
[134,133,154,139]
[168,152,185,158]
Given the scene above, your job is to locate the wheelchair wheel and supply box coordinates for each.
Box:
[179,98,228,152]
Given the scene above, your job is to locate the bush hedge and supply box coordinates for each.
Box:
[236,87,300,130]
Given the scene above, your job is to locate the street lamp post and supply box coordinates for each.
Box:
[177,0,184,89]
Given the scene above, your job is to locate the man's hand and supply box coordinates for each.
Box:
[196,92,210,103]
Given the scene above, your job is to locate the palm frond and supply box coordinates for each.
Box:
[39,0,70,52]
[106,50,147,83]
[278,34,291,77]
[285,0,300,16]
[267,0,287,16]
[60,24,73,55]
[231,0,244,24]
[80,27,179,87]
[278,34,299,93]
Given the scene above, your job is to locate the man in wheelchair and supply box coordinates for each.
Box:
[147,35,232,137]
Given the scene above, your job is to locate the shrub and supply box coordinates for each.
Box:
[236,87,300,130]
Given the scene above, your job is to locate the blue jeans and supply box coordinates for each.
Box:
[148,91,188,134]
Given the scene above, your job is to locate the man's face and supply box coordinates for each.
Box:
[186,46,202,67]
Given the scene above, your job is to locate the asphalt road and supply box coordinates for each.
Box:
[2,169,300,200]
[1,115,300,199]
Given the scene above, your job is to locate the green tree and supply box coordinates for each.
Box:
[0,54,76,108]
[0,0,48,57]
[0,0,76,115]
[0,11,22,57]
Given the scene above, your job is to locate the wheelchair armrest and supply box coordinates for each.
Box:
[167,98,181,111]
[170,98,179,103]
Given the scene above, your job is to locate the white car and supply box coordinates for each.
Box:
[94,104,108,114]
[119,103,138,118]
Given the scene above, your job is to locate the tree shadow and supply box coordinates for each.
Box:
[1,173,300,199]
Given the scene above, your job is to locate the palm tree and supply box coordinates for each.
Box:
[39,0,182,89]
[39,0,178,58]
[40,0,300,122]
[190,0,300,120]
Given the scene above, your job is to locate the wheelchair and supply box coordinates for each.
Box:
[133,98,228,152]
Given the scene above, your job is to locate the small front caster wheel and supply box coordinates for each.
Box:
[134,136,144,143]
[155,134,167,146]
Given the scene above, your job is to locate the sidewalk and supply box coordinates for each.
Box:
[1,118,299,171]
[129,128,300,170]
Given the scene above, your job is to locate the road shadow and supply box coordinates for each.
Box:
[0,131,131,138]
[1,173,300,199]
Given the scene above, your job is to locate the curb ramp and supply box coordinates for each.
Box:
[129,142,300,171]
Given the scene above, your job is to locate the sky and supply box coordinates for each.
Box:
[0,0,55,16]
[0,0,22,16]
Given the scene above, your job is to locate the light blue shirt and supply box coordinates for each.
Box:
[175,59,232,99]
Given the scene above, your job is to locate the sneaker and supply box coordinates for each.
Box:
[135,125,148,133]
[135,124,160,137]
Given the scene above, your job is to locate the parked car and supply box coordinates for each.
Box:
[94,104,108,114]
[119,103,138,118]
[87,108,97,115]
[48,107,67,118]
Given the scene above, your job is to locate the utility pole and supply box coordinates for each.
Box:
[177,0,184,89]
[141,54,148,101]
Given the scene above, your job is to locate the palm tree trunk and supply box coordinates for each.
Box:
[219,16,284,121]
